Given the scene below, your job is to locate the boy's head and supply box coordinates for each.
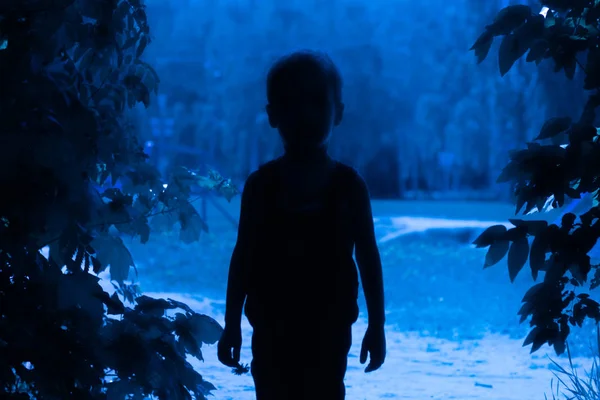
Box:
[265,50,344,154]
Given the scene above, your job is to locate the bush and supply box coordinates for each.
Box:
[0,0,239,398]
[547,330,600,399]
[472,1,600,356]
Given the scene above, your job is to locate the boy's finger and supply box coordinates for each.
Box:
[221,356,238,368]
[218,347,237,367]
[233,346,241,362]
[359,343,368,364]
[364,359,383,373]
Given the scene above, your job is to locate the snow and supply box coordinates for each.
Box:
[96,211,598,399]
[141,292,594,400]
[374,216,510,244]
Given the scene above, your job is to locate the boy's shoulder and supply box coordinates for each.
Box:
[249,157,283,183]
[243,158,283,192]
[333,161,360,179]
[256,157,284,174]
[247,158,365,193]
[254,158,360,181]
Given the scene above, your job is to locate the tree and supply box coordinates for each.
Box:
[0,0,240,398]
[471,1,600,356]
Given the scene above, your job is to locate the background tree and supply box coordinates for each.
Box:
[472,0,600,355]
[0,0,239,398]
[136,0,551,199]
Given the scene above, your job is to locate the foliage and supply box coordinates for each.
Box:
[0,0,238,398]
[472,1,600,356]
[547,330,600,399]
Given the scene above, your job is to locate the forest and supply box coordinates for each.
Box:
[134,0,584,199]
[2,0,600,399]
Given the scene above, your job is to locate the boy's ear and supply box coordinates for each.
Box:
[266,104,278,128]
[334,102,344,126]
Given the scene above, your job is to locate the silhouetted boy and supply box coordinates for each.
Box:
[217,50,386,400]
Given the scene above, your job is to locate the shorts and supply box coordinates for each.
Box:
[250,319,353,400]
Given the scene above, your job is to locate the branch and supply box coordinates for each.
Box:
[39,195,204,248]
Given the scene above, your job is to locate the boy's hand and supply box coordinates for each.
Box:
[217,324,242,368]
[359,324,386,373]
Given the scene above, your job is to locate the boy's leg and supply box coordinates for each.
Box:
[251,320,353,400]
[307,323,353,400]
[250,324,296,400]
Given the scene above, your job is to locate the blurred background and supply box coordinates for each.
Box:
[121,0,596,398]
[132,0,584,200]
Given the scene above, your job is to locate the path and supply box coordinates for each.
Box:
[374,216,510,244]
[143,293,594,400]
[106,199,600,399]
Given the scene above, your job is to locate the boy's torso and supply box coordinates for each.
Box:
[244,156,359,326]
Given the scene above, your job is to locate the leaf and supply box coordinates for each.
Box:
[515,190,527,215]
[188,314,224,345]
[136,34,148,58]
[569,124,597,143]
[498,34,522,76]
[151,210,179,232]
[57,273,105,326]
[496,161,522,183]
[178,328,203,360]
[118,282,141,304]
[179,203,206,244]
[92,234,135,284]
[470,30,494,64]
[530,234,549,281]
[473,224,508,248]
[508,219,548,235]
[95,291,126,315]
[167,298,195,314]
[193,168,240,202]
[536,117,572,140]
[563,54,577,80]
[106,380,132,400]
[553,338,566,355]
[590,268,600,290]
[522,282,545,303]
[579,93,600,124]
[505,226,525,241]
[508,236,529,282]
[513,14,545,54]
[121,35,139,51]
[137,220,150,244]
[526,39,548,63]
[57,225,79,266]
[523,326,542,347]
[585,48,600,90]
[485,240,510,268]
[49,241,65,267]
[531,328,555,353]
[518,301,534,323]
[91,256,103,274]
[134,295,174,317]
[488,5,533,36]
[135,59,161,94]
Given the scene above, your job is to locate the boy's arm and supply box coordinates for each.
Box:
[353,174,385,327]
[224,173,258,327]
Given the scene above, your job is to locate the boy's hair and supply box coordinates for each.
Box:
[266,50,343,106]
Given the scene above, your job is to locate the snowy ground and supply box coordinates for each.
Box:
[141,293,594,400]
[122,200,599,399]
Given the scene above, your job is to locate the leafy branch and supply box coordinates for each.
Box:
[471,1,600,356]
[0,0,238,398]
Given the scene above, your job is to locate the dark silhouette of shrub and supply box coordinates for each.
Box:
[0,0,238,398]
[472,1,600,355]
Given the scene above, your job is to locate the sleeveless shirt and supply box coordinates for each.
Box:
[244,158,360,327]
